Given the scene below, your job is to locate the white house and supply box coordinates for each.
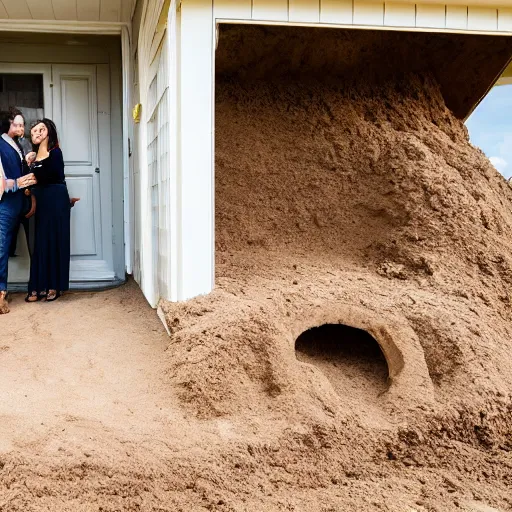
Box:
[3,0,512,308]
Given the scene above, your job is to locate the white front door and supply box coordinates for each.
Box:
[4,63,116,286]
[53,64,114,282]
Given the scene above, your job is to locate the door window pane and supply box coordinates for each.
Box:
[0,73,44,150]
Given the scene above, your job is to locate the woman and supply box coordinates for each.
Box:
[26,119,71,302]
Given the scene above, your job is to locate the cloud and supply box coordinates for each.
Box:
[489,156,508,174]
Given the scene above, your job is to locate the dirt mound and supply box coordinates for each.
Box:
[159,25,512,510]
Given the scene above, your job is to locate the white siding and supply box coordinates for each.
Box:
[416,4,446,28]
[100,0,121,22]
[384,2,416,27]
[25,0,54,20]
[50,0,78,20]
[353,0,384,25]
[498,8,512,31]
[253,0,289,21]
[468,6,497,30]
[320,0,353,23]
[446,4,468,28]
[289,0,320,23]
[0,0,132,21]
[213,0,512,33]
[1,0,32,18]
[214,0,252,19]
[77,0,100,21]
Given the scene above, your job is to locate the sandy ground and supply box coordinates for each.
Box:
[1,282,510,512]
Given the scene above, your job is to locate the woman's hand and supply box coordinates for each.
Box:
[25,152,36,165]
[17,173,37,189]
[70,197,80,207]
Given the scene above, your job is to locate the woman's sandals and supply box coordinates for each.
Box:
[25,291,40,303]
[25,290,60,302]
[46,290,60,302]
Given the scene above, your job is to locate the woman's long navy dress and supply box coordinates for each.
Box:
[28,147,71,294]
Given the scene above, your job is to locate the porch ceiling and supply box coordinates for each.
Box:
[0,0,134,22]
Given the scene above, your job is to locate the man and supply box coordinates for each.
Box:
[0,108,37,314]
[7,111,35,257]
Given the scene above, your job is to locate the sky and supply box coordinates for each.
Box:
[465,84,512,180]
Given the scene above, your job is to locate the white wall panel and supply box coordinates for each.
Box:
[179,0,215,300]
[121,0,134,21]
[252,0,288,21]
[468,6,497,30]
[51,0,78,20]
[77,0,100,21]
[384,2,415,26]
[416,3,446,28]
[214,0,252,19]
[320,0,353,23]
[446,4,467,29]
[498,8,512,31]
[100,0,121,21]
[2,0,32,18]
[289,0,320,23]
[26,0,54,20]
[354,0,384,25]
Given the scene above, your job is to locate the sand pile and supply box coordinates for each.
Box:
[158,25,512,509]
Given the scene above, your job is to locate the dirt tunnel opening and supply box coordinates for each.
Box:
[295,324,389,399]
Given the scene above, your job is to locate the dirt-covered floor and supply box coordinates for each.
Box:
[2,25,512,512]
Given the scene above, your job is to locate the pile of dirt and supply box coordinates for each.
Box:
[159,25,512,510]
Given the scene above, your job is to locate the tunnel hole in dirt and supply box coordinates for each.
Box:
[295,324,389,399]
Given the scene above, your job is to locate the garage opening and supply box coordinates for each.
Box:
[214,25,512,262]
[295,324,389,398]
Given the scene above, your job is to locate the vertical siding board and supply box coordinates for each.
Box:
[77,0,100,21]
[446,5,467,29]
[179,0,215,300]
[51,0,78,20]
[498,8,512,31]
[416,3,445,28]
[468,6,498,31]
[120,0,134,22]
[353,0,384,26]
[1,0,32,18]
[289,0,320,23]
[214,0,252,20]
[252,0,289,21]
[100,0,122,22]
[320,0,353,24]
[384,2,415,27]
[26,0,54,20]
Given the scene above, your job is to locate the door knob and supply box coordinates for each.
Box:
[95,168,100,173]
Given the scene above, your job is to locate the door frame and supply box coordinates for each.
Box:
[0,36,127,290]
[0,63,53,285]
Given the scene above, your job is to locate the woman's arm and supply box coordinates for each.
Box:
[32,148,65,185]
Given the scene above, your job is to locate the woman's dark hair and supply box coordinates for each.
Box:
[0,107,25,135]
[31,118,59,151]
